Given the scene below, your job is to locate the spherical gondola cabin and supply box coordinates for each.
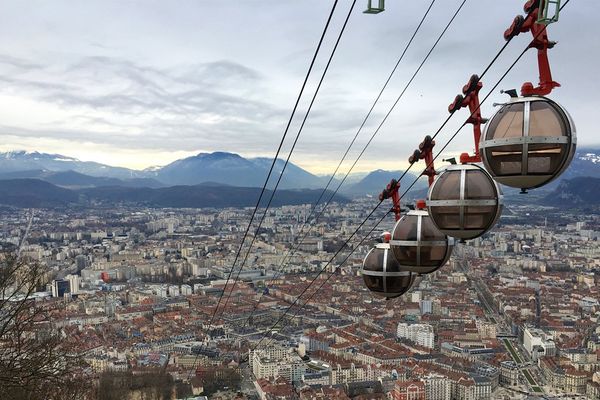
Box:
[362,242,416,299]
[389,208,454,274]
[479,96,576,191]
[427,163,503,240]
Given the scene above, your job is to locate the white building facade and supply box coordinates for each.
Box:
[397,323,435,349]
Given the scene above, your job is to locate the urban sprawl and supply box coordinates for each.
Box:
[3,199,599,400]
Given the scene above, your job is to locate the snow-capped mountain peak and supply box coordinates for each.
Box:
[579,152,600,164]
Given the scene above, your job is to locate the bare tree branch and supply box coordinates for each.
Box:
[0,253,94,400]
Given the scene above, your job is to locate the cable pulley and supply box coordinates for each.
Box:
[379,179,401,221]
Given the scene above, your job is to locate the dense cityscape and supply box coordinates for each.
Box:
[2,198,598,399]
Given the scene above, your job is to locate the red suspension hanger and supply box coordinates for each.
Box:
[448,74,487,164]
[379,179,401,221]
[505,0,560,96]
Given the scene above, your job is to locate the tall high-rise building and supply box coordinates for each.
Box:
[420,299,433,315]
[65,274,80,294]
[51,279,70,298]
[397,323,435,349]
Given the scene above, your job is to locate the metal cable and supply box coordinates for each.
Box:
[219,0,358,320]
[250,0,476,351]
[187,0,341,379]
[238,0,438,331]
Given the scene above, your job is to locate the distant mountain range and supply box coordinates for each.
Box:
[0,148,598,208]
[0,179,349,209]
[0,169,164,189]
[542,176,600,207]
[0,150,428,198]
[151,152,330,189]
[0,150,331,190]
[0,151,145,180]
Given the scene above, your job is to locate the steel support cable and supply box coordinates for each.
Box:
[327,0,515,203]
[205,0,339,328]
[238,0,438,332]
[283,66,524,322]
[316,0,469,204]
[219,0,358,320]
[252,0,572,351]
[249,0,473,351]
[272,0,468,259]
[255,52,527,349]
[187,0,340,380]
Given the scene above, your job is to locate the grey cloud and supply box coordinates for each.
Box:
[67,56,171,90]
[0,51,389,157]
[0,74,79,93]
[20,114,279,151]
[0,55,43,71]
[0,54,285,124]
[175,60,263,86]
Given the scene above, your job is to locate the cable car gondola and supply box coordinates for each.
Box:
[362,241,416,299]
[422,73,502,241]
[479,0,576,192]
[427,163,503,240]
[383,138,455,275]
[389,207,454,274]
[361,183,418,299]
[480,96,576,192]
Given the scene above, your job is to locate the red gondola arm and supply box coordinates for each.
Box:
[408,135,436,187]
[379,179,401,221]
[504,0,560,96]
[448,74,488,164]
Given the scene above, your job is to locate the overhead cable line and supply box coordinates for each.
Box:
[267,47,555,336]
[277,0,467,264]
[246,0,469,339]
[249,0,473,351]
[205,0,339,329]
[308,0,522,218]
[218,0,358,319]
[238,0,437,331]
[187,0,341,379]
[252,0,572,351]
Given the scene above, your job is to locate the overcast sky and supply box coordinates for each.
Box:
[0,0,597,174]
